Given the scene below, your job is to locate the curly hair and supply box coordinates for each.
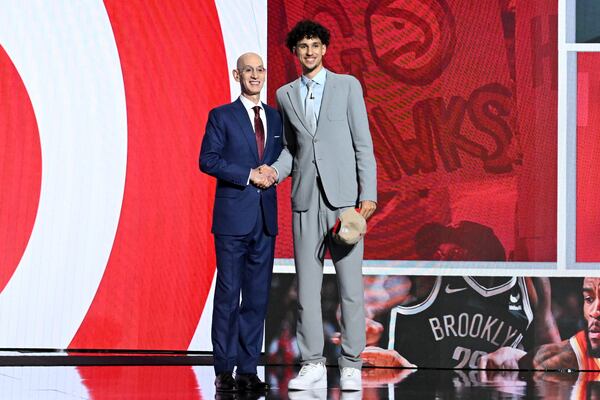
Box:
[285,19,331,52]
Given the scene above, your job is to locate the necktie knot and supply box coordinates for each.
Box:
[252,105,261,115]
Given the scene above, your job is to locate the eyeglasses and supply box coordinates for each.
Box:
[239,66,266,75]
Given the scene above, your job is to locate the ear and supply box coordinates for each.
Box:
[322,44,327,56]
[232,69,240,82]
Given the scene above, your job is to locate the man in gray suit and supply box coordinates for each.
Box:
[262,19,377,391]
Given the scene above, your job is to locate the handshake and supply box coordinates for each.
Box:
[250,164,278,189]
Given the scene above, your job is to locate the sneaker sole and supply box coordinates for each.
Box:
[340,382,361,391]
[288,379,327,390]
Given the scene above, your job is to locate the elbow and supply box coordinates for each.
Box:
[199,157,207,173]
[199,155,213,174]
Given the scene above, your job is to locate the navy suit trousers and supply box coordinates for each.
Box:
[211,205,275,374]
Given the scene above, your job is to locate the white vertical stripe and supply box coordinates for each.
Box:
[557,0,569,272]
[0,1,127,347]
[189,274,216,351]
[188,0,267,352]
[215,0,269,102]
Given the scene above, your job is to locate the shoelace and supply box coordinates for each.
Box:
[299,363,321,376]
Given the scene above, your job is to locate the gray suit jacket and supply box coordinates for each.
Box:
[272,70,377,212]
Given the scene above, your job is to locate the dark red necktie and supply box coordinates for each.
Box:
[252,106,265,160]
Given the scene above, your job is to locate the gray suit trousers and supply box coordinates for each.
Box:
[293,179,366,369]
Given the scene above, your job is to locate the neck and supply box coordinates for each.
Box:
[241,93,261,104]
[303,65,323,80]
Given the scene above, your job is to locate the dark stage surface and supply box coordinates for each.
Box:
[0,354,592,399]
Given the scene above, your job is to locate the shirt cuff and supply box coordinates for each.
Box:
[271,166,280,183]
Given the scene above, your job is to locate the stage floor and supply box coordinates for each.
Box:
[0,362,587,399]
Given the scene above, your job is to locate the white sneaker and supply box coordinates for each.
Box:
[288,362,327,390]
[340,367,362,391]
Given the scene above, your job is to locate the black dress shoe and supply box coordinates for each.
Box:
[236,393,262,400]
[235,374,270,392]
[215,393,239,400]
[215,372,238,393]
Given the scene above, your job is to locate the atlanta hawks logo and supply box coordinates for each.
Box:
[365,0,457,85]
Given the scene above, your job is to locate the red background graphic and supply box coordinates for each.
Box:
[576,53,600,262]
[69,1,229,350]
[514,0,558,262]
[268,0,557,261]
[0,46,42,293]
[78,366,202,400]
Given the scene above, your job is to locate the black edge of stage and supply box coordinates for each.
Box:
[0,350,581,377]
[0,349,215,366]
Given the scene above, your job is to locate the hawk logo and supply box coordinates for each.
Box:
[365,0,457,85]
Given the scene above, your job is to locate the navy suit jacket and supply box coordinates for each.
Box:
[200,98,283,236]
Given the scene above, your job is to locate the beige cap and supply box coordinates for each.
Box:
[332,208,367,245]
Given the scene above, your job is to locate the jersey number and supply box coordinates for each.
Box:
[452,346,487,368]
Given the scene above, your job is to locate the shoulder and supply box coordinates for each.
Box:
[276,82,293,97]
[328,71,360,87]
[210,101,238,117]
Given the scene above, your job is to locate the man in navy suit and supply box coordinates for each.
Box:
[199,52,282,393]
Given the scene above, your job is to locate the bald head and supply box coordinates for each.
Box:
[237,52,263,70]
[233,52,266,103]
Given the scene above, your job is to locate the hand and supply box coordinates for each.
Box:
[250,168,274,189]
[359,200,377,220]
[361,346,416,368]
[478,347,526,370]
[258,164,278,183]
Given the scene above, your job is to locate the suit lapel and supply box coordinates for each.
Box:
[231,98,259,163]
[315,71,335,138]
[285,78,313,135]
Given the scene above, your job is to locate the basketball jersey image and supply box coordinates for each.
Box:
[570,371,600,399]
[388,276,533,368]
[570,330,600,370]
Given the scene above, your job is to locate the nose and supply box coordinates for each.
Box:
[591,300,600,319]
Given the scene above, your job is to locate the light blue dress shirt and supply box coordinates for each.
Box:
[301,68,327,121]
